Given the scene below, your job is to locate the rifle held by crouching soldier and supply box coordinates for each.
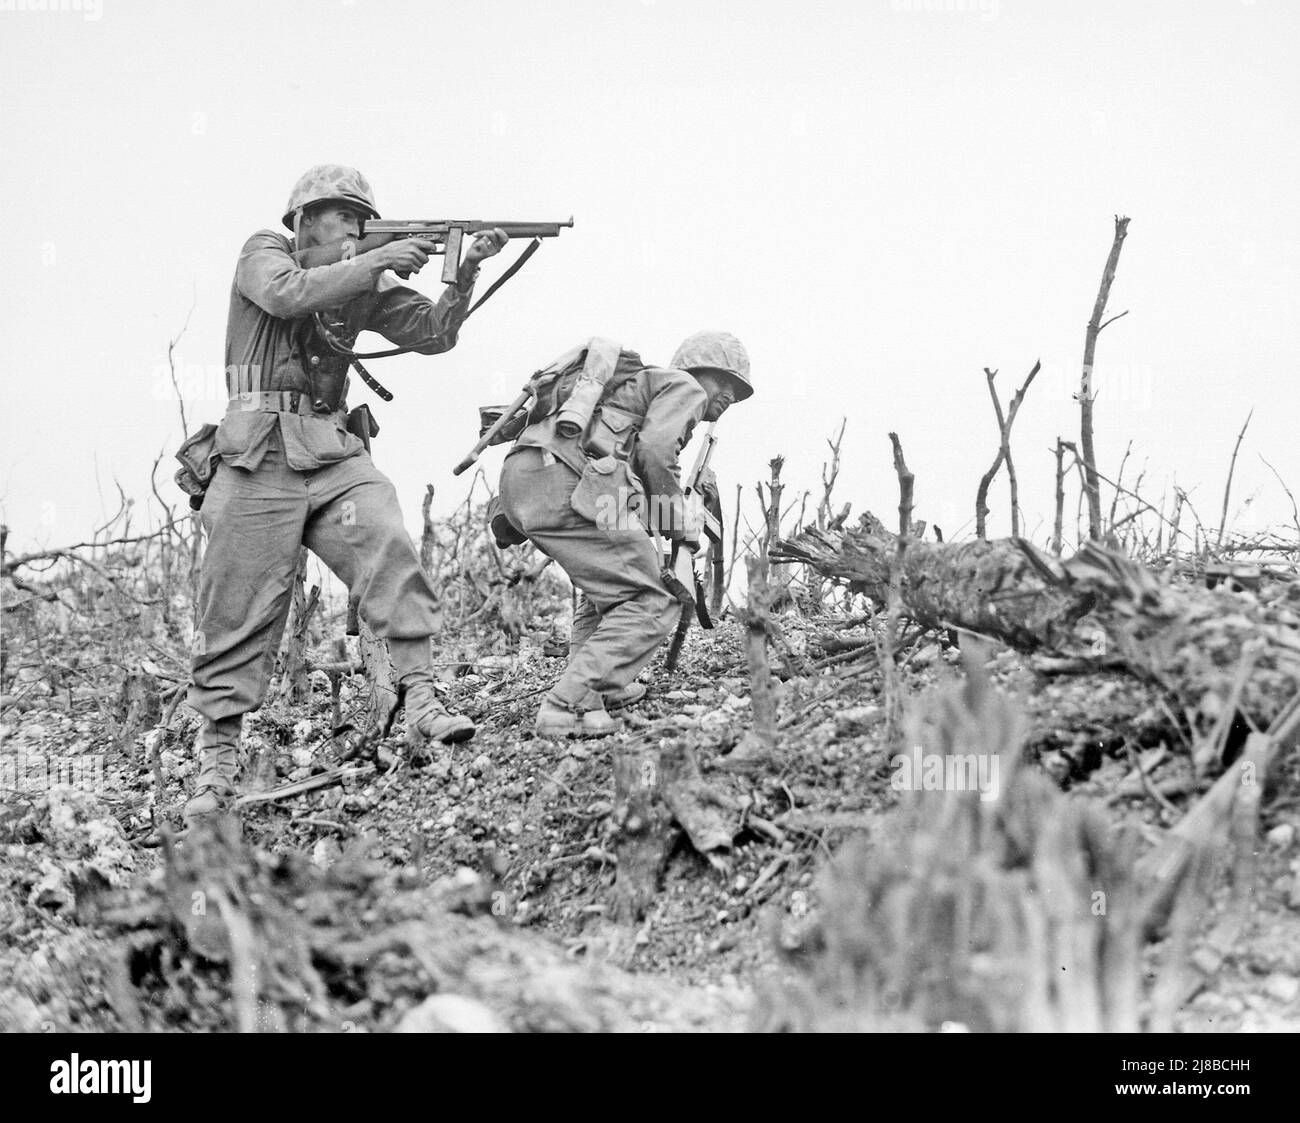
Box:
[664,421,724,671]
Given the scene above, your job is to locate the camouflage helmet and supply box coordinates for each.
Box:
[670,331,752,401]
[281,164,380,230]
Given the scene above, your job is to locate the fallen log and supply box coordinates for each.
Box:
[773,519,1300,731]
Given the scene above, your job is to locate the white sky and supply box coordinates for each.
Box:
[2,0,1298,556]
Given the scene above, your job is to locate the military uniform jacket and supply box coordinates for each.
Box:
[216,229,477,472]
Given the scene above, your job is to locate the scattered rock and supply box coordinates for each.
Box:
[1266,823,1296,851]
[311,837,342,869]
[909,644,940,668]
[394,994,509,1033]
[1264,974,1300,1004]
[1191,947,1223,975]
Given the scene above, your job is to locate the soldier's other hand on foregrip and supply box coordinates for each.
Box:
[465,227,508,264]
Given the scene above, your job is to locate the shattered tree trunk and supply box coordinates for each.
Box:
[722,553,778,771]
[773,520,1300,731]
[358,618,399,733]
[1080,215,1131,540]
[612,740,736,923]
[275,548,316,708]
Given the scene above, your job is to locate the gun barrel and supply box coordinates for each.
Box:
[367,218,574,238]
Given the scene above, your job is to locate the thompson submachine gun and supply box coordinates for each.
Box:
[295,217,574,283]
[292,217,574,414]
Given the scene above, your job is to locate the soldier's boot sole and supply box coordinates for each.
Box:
[408,712,476,748]
[534,702,622,738]
[182,781,236,828]
[602,682,648,710]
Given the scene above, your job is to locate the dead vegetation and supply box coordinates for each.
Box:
[4,216,1300,1031]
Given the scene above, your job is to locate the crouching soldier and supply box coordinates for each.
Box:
[180,165,507,825]
[496,331,752,736]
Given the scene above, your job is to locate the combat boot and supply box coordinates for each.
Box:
[404,677,475,747]
[534,697,622,738]
[602,682,647,711]
[182,716,242,827]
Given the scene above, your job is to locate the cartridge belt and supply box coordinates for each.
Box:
[226,390,342,417]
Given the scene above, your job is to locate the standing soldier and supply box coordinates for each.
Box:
[496,331,752,736]
[182,165,507,825]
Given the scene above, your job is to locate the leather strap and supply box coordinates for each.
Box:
[349,358,393,402]
[468,237,541,317]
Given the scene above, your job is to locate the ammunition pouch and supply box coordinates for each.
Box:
[581,402,641,461]
[174,422,220,511]
[345,404,380,453]
[570,454,643,532]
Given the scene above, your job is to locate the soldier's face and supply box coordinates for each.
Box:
[696,372,737,421]
[300,204,363,246]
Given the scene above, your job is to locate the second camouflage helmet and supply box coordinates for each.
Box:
[281,164,381,230]
[670,331,752,400]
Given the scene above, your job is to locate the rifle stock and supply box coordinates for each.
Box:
[453,385,533,476]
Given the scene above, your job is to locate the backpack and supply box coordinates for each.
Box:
[486,340,649,458]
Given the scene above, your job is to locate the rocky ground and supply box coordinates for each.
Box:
[3,559,1300,1032]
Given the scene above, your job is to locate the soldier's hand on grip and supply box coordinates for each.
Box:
[378,237,438,278]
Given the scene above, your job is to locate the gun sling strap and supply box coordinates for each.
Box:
[309,237,546,401]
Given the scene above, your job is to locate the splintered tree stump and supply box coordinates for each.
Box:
[611,740,741,921]
[658,739,736,868]
[611,745,672,923]
[274,548,315,707]
[358,618,399,734]
[116,670,162,749]
[420,484,437,575]
[723,554,777,771]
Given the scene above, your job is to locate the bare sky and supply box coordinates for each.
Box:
[2,0,1298,555]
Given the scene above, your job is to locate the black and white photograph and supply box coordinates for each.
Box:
[1,0,1297,1074]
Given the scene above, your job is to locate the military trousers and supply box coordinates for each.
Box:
[499,447,678,710]
[189,429,439,722]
